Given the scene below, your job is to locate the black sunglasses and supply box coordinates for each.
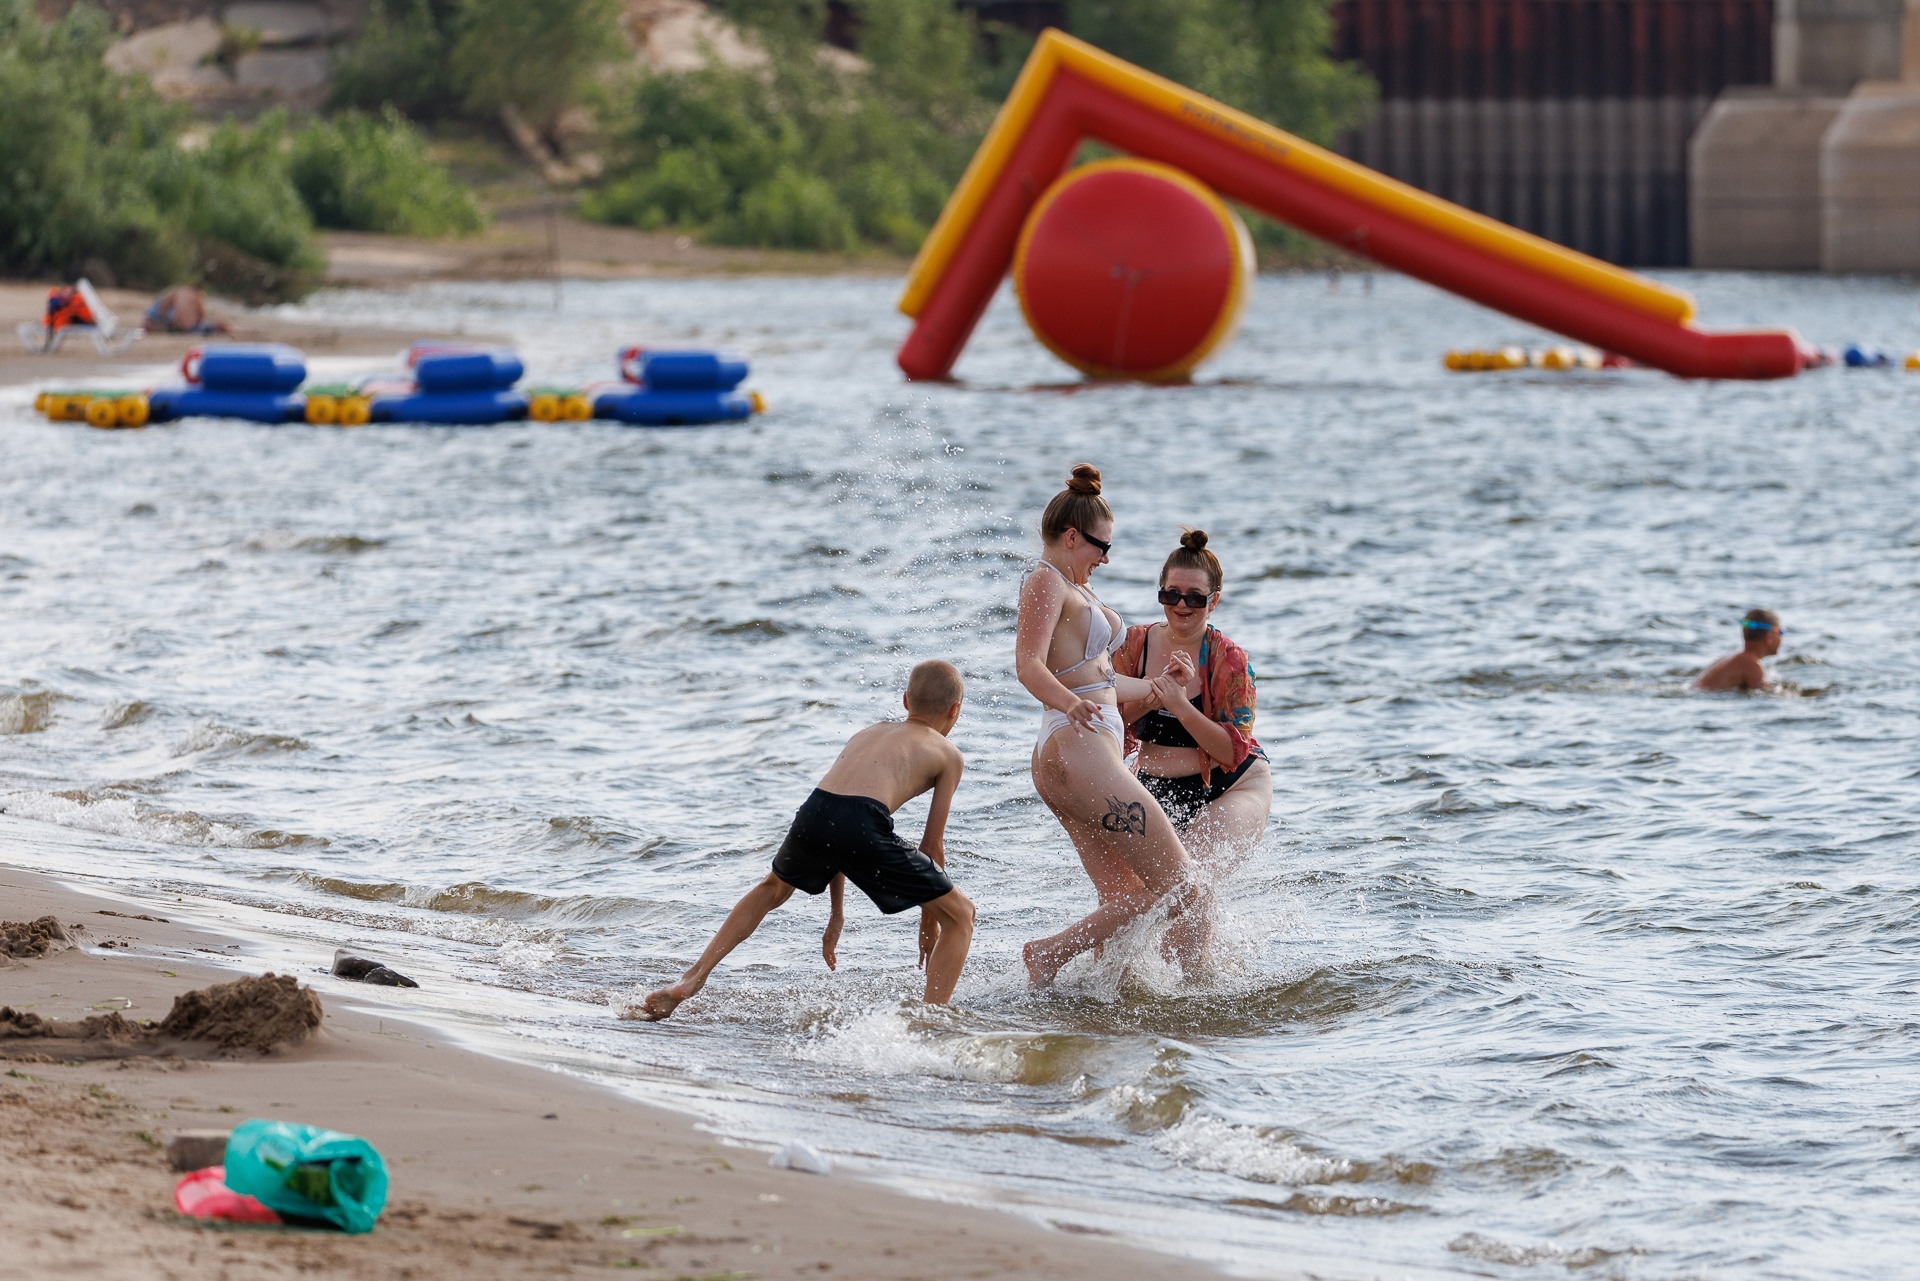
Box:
[1076,529,1111,555]
[1158,588,1214,609]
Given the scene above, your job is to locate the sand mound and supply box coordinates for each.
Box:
[0,1007,149,1042]
[0,916,73,958]
[158,973,323,1053]
[0,973,322,1060]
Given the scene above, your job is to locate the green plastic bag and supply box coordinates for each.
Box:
[223,1119,389,1233]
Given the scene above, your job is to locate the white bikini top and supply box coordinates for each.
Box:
[1036,559,1124,694]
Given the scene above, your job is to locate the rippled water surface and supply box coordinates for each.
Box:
[4,272,1919,1279]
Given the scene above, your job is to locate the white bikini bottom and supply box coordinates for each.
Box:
[1036,703,1125,751]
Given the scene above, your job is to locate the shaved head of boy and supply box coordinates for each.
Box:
[906,660,964,717]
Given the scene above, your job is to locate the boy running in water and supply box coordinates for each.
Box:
[1695,609,1782,691]
[634,660,976,1019]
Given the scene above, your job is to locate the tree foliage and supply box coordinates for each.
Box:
[0,1,486,297]
[289,108,486,236]
[586,0,1004,252]
[586,0,1373,254]
[0,1,320,295]
[332,0,625,127]
[1065,0,1375,147]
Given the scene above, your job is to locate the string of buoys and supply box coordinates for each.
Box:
[1447,341,1920,374]
[30,342,765,429]
[1834,344,1920,369]
[34,390,150,428]
[1443,346,1625,372]
[1791,345,1920,369]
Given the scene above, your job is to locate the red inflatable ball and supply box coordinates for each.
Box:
[1012,158,1254,382]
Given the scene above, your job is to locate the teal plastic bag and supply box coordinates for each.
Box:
[223,1119,389,1233]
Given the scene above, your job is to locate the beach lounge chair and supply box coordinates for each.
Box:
[16,279,146,355]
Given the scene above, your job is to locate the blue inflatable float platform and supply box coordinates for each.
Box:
[147,343,308,423]
[366,346,528,424]
[42,340,764,428]
[592,345,759,426]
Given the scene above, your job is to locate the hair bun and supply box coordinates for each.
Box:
[1066,463,1102,495]
[1180,528,1208,552]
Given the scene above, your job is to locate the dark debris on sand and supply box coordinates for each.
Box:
[332,949,419,988]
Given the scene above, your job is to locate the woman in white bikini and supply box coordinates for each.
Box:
[1016,465,1200,986]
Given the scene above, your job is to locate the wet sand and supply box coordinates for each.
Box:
[0,864,1218,1280]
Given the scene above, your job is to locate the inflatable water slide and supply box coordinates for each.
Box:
[898,30,1804,382]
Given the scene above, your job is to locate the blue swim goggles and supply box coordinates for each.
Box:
[1741,619,1781,636]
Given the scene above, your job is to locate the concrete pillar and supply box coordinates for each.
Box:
[1820,83,1920,270]
[1689,91,1844,267]
[1775,0,1907,91]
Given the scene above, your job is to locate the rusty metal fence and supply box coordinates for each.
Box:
[1332,0,1774,264]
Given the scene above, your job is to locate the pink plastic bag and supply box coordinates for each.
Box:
[173,1165,282,1225]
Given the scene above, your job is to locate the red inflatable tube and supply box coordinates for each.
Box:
[900,66,1802,382]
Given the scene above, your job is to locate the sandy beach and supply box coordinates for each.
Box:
[0,281,482,390]
[0,864,1215,1280]
[0,215,903,392]
[0,256,1219,1277]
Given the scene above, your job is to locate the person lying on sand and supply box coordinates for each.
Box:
[144,285,230,335]
[635,661,976,1020]
[1695,609,1781,692]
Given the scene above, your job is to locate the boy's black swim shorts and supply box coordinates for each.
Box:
[771,788,954,914]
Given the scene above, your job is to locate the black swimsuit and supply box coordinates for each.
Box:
[1133,670,1263,826]
[1140,756,1261,825]
[1137,695,1206,749]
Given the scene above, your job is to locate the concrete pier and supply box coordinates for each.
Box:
[1820,84,1920,270]
[1689,92,1844,268]
[1689,0,1920,268]
[1774,0,1906,90]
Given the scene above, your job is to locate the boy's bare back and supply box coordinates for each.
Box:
[817,720,962,813]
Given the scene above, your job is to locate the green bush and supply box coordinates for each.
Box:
[587,0,994,255]
[289,108,485,236]
[0,0,322,297]
[585,149,731,230]
[327,0,460,121]
[587,0,1373,255]
[1066,0,1375,148]
[722,167,858,252]
[332,0,623,129]
[1065,0,1376,260]
[449,0,624,124]
[183,120,322,269]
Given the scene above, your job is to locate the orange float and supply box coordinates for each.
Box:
[1013,159,1252,381]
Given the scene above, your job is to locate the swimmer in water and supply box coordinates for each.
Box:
[1694,609,1781,692]
[634,660,975,1019]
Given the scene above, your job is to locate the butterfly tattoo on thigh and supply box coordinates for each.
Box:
[1101,796,1148,835]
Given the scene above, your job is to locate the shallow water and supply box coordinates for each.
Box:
[4,271,1919,1279]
